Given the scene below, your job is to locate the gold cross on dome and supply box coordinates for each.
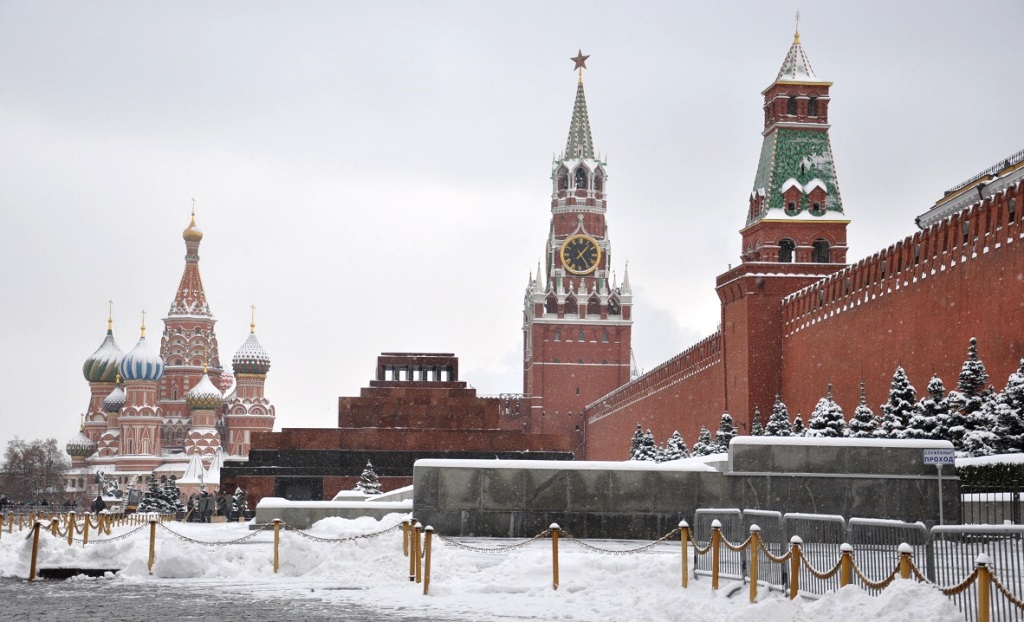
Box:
[191,197,196,216]
[250,304,257,333]
[107,299,114,329]
[794,11,801,41]
[140,309,147,336]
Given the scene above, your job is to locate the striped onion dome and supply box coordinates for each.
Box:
[119,334,165,382]
[83,328,123,383]
[102,383,126,413]
[65,430,96,458]
[233,331,271,375]
[187,372,223,410]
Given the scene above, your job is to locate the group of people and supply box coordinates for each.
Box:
[186,491,238,522]
[0,496,77,512]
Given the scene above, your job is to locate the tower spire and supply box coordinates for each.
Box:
[170,211,212,317]
[250,304,257,333]
[107,299,114,332]
[564,51,594,160]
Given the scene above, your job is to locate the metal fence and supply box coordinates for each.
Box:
[932,525,1024,622]
[961,486,1024,525]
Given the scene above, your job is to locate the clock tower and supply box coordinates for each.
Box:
[523,52,633,448]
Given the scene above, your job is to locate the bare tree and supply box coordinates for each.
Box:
[1,437,69,502]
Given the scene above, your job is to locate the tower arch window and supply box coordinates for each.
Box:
[574,167,588,189]
[564,296,578,315]
[578,329,586,342]
[602,330,609,343]
[787,96,797,116]
[1010,198,1017,223]
[608,298,621,316]
[587,295,600,316]
[558,170,569,191]
[779,239,796,263]
[808,97,818,117]
[812,239,831,263]
[786,201,799,215]
[594,174,603,192]
[554,329,561,342]
[545,294,557,315]
[811,201,823,215]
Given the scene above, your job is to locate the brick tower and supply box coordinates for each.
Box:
[715,29,849,429]
[523,52,633,445]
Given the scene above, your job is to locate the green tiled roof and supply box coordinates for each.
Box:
[564,82,594,160]
[749,128,844,224]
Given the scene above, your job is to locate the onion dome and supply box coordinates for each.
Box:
[187,372,223,410]
[102,380,126,413]
[119,316,165,382]
[82,318,123,383]
[183,212,203,242]
[233,324,271,376]
[66,429,96,458]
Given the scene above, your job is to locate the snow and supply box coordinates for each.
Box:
[957,452,1024,467]
[415,456,723,472]
[731,436,954,449]
[0,515,965,621]
[256,497,411,511]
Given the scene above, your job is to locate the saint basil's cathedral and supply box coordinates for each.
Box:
[64,213,275,495]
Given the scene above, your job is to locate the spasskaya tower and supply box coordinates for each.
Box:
[523,51,633,447]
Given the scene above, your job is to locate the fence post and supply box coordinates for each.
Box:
[82,515,90,546]
[409,521,419,581]
[402,519,410,557]
[50,519,58,537]
[67,512,76,546]
[789,535,803,600]
[273,519,281,574]
[147,518,157,574]
[977,553,991,622]
[678,520,689,588]
[550,523,560,591]
[711,519,722,590]
[898,543,913,580]
[749,525,761,603]
[840,543,853,587]
[423,526,433,596]
[414,522,423,584]
[29,521,43,581]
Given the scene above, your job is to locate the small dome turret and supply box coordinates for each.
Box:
[83,314,123,383]
[183,212,203,242]
[187,372,223,410]
[102,380,126,413]
[233,315,271,375]
[119,314,165,382]
[66,429,96,458]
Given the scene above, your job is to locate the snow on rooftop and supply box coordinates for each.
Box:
[732,436,954,449]
[414,455,723,472]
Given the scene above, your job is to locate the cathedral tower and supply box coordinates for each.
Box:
[523,52,632,445]
[715,29,849,429]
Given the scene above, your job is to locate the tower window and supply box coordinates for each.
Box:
[578,329,586,341]
[578,359,584,365]
[553,358,560,364]
[594,175,603,192]
[564,296,578,315]
[787,96,797,116]
[608,298,621,316]
[808,97,818,117]
[558,172,569,190]
[812,239,831,263]
[811,201,822,215]
[545,294,557,315]
[554,329,561,342]
[602,330,609,343]
[574,168,588,189]
[779,239,796,263]
[1010,198,1017,223]
[786,201,798,215]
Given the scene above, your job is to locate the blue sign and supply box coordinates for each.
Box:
[923,449,955,465]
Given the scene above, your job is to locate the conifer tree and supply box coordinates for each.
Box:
[906,375,947,441]
[791,415,805,436]
[847,382,877,439]
[948,339,994,450]
[355,461,383,495]
[881,367,916,434]
[751,407,764,437]
[764,396,792,437]
[715,413,737,452]
[691,426,714,457]
[631,429,658,461]
[807,385,847,438]
[137,472,171,514]
[663,430,689,461]
[993,360,1024,453]
[628,424,643,460]
[161,474,185,514]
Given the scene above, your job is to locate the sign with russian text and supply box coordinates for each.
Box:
[923,449,955,465]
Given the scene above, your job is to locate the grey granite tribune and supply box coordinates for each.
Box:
[412,438,959,539]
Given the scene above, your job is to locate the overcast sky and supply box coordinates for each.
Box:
[1,1,1022,453]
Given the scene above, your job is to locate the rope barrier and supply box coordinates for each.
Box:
[799,553,843,581]
[437,529,551,553]
[689,535,713,556]
[561,528,679,555]
[758,538,792,564]
[990,570,1024,610]
[720,533,753,553]
[72,524,148,544]
[851,559,901,591]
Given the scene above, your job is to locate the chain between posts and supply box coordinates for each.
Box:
[283,522,402,543]
[560,528,679,555]
[757,539,792,564]
[72,523,149,544]
[720,533,753,553]
[436,529,552,553]
[155,521,275,546]
[991,571,1024,609]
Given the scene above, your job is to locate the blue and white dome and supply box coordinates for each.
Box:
[83,328,123,383]
[120,334,165,382]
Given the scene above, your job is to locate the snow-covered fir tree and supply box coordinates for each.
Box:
[715,413,737,452]
[905,375,947,441]
[847,382,877,439]
[691,426,715,457]
[663,430,689,461]
[628,423,643,460]
[355,461,383,495]
[806,385,847,438]
[751,407,764,436]
[791,415,805,436]
[948,338,995,452]
[161,475,185,514]
[880,367,916,436]
[136,472,172,514]
[992,360,1024,453]
[764,396,792,437]
[632,429,658,461]
[231,487,249,516]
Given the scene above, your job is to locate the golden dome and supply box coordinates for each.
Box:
[183,213,203,242]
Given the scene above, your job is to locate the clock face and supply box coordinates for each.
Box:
[560,234,601,275]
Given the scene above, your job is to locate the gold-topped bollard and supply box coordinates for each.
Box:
[749,525,761,603]
[550,523,560,591]
[402,519,410,557]
[678,520,689,588]
[898,543,913,580]
[82,515,90,546]
[423,526,434,595]
[50,519,58,537]
[148,518,157,574]
[977,553,992,622]
[789,535,803,600]
[839,543,853,587]
[66,512,76,546]
[414,522,423,584]
[409,520,419,582]
[710,519,722,590]
[29,521,43,581]
[273,519,282,574]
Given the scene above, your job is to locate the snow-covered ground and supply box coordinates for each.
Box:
[0,514,966,621]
